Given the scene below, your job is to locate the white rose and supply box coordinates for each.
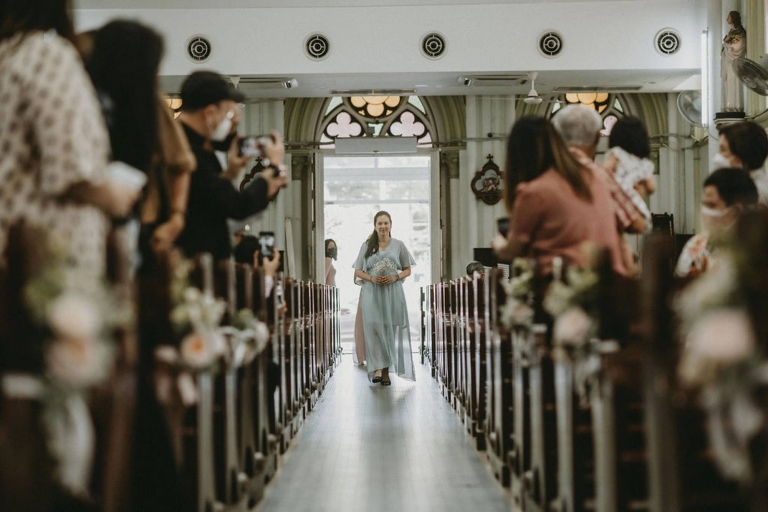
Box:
[679,309,756,386]
[48,294,100,343]
[47,338,111,388]
[180,332,215,369]
[553,307,593,347]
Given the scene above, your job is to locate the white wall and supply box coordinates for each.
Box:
[74,1,704,78]
[451,95,513,279]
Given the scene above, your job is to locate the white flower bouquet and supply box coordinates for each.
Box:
[369,258,399,277]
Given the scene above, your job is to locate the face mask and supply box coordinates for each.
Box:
[209,109,234,142]
[327,247,337,260]
[701,205,735,233]
[212,131,237,152]
[711,153,733,171]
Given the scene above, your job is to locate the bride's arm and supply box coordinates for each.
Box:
[355,268,378,284]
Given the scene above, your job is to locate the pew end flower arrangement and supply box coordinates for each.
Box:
[675,247,768,484]
[15,228,127,495]
[154,254,270,407]
[499,258,536,330]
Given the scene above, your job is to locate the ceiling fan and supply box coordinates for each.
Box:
[522,72,561,105]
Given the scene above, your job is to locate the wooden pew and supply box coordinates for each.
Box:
[486,270,514,489]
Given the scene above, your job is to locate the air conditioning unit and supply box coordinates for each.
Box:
[237,77,299,90]
[458,75,529,87]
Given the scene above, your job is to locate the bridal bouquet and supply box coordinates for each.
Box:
[369,258,398,277]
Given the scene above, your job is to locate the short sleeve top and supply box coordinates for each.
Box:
[0,32,110,276]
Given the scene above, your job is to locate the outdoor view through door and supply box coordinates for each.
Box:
[324,155,431,355]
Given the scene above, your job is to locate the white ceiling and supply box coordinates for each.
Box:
[74,0,686,8]
[158,69,699,99]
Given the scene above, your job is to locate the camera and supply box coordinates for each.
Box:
[497,217,509,238]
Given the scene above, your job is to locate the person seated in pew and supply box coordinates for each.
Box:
[675,167,758,278]
[492,116,626,276]
[466,260,485,278]
[175,71,288,261]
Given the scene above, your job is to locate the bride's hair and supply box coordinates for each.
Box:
[365,211,392,258]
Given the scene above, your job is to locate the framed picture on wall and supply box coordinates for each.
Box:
[471,155,503,205]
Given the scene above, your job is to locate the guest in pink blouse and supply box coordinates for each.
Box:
[493,116,626,276]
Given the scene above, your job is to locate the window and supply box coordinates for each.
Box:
[550,93,626,136]
[319,96,434,149]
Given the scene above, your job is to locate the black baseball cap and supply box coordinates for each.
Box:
[180,71,245,111]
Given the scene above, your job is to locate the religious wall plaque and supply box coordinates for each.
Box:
[471,155,503,205]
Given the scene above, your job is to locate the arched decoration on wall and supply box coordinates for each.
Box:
[317,95,436,148]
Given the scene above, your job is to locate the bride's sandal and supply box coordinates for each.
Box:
[372,371,382,383]
[381,376,391,386]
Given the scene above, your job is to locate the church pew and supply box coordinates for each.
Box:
[640,236,749,512]
[467,273,487,450]
[486,270,514,489]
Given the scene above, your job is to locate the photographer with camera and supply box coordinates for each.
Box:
[176,71,288,260]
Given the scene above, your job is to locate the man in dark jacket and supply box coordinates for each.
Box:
[176,70,287,260]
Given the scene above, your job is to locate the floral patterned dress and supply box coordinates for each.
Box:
[0,31,110,279]
[353,238,416,382]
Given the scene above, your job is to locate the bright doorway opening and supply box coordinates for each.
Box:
[323,155,432,355]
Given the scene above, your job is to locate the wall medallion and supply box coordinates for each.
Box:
[471,155,503,205]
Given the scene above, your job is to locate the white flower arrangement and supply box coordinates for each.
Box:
[499,259,535,330]
[221,308,271,366]
[170,286,228,370]
[11,227,125,496]
[674,250,767,484]
[369,258,398,277]
[544,266,600,348]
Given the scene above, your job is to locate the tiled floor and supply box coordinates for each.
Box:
[256,360,510,512]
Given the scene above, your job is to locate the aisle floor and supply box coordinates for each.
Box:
[256,359,510,512]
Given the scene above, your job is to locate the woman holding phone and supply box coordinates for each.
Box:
[353,211,416,385]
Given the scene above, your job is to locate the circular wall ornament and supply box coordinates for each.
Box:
[186,35,212,63]
[538,31,564,58]
[305,33,330,61]
[421,32,447,60]
[655,28,681,56]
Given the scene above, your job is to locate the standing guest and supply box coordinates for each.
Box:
[353,211,416,385]
[81,21,195,266]
[0,0,139,507]
[553,104,648,235]
[175,71,288,261]
[716,121,768,206]
[553,105,648,275]
[492,116,626,276]
[675,167,758,278]
[325,238,337,286]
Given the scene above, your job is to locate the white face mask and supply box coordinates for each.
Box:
[210,110,234,142]
[701,205,731,218]
[711,152,732,171]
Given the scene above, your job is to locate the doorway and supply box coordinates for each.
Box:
[323,154,433,354]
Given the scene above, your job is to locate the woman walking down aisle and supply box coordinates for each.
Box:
[353,211,416,385]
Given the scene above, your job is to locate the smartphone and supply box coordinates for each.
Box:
[258,231,275,260]
[238,136,263,157]
[497,217,509,238]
